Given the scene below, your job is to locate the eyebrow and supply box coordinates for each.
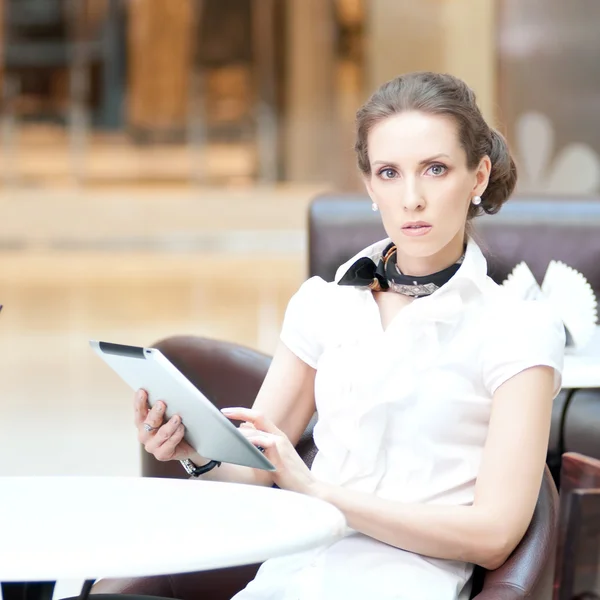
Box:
[372,153,451,167]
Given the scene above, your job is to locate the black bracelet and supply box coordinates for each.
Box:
[180,458,222,477]
[193,459,221,476]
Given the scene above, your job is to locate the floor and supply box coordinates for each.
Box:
[0,181,323,478]
[0,125,332,598]
[0,191,326,599]
[0,252,305,599]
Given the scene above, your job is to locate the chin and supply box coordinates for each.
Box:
[395,229,461,260]
[395,233,440,253]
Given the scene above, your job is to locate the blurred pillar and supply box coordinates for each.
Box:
[284,0,336,183]
[365,2,446,91]
[441,0,497,125]
[127,0,195,139]
[330,0,366,191]
[365,0,497,124]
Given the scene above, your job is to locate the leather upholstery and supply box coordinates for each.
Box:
[470,466,559,600]
[553,453,600,598]
[563,389,600,459]
[94,337,558,600]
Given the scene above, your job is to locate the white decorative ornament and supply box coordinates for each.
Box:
[371,202,378,212]
[516,111,600,194]
[502,261,598,349]
[501,262,542,301]
[542,261,598,350]
[472,195,482,206]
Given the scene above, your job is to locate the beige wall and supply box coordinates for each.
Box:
[365,2,446,92]
[365,0,497,125]
[441,0,497,126]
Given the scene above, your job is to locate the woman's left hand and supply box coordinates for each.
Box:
[221,407,316,495]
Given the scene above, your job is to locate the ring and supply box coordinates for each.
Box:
[143,423,159,433]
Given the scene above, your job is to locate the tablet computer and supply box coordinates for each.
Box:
[90,340,275,471]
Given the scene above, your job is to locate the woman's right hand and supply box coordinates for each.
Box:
[134,389,196,461]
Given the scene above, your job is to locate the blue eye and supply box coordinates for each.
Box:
[427,163,447,176]
[379,168,398,179]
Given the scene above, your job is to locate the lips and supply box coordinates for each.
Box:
[402,222,431,229]
[401,222,432,237]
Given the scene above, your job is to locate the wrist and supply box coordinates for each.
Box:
[306,479,332,502]
[189,452,211,467]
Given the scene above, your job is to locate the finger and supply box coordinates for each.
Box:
[240,428,279,449]
[239,422,257,431]
[133,389,148,426]
[154,422,186,462]
[145,414,181,453]
[145,400,167,429]
[238,425,264,441]
[221,408,280,435]
[246,435,277,449]
[138,401,167,443]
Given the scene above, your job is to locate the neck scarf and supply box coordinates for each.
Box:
[337,242,464,298]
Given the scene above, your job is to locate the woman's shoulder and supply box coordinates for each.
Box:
[285,276,366,334]
[476,282,566,368]
[292,275,362,305]
[280,276,361,367]
[479,279,564,333]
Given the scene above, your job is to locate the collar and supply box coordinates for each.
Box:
[334,236,489,300]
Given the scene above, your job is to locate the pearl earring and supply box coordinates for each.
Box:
[472,195,482,206]
[371,202,378,212]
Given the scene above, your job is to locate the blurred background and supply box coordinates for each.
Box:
[0,0,599,479]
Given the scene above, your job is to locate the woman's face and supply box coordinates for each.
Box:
[364,111,491,274]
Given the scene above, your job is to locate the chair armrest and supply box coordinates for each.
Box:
[473,467,558,600]
[472,583,528,600]
[92,564,261,600]
[92,576,173,597]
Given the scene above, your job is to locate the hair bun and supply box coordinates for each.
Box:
[478,129,517,215]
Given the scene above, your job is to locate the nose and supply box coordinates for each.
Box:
[402,178,425,212]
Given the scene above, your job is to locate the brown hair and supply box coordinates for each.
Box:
[355,72,517,218]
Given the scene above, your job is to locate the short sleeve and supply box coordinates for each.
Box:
[280,276,329,368]
[482,300,566,397]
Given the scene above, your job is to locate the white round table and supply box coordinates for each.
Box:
[563,326,600,389]
[0,477,346,600]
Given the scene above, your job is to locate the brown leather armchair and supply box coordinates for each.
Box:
[93,336,559,600]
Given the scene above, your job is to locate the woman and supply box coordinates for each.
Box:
[135,72,565,600]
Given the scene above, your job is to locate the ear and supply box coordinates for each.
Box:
[363,174,375,201]
[472,155,492,197]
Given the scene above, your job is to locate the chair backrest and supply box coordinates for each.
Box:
[554,453,600,600]
[308,193,600,303]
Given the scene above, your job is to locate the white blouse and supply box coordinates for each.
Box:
[233,237,565,600]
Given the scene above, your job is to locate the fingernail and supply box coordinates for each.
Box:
[136,390,144,401]
[172,415,180,425]
[156,402,164,412]
[221,408,233,414]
